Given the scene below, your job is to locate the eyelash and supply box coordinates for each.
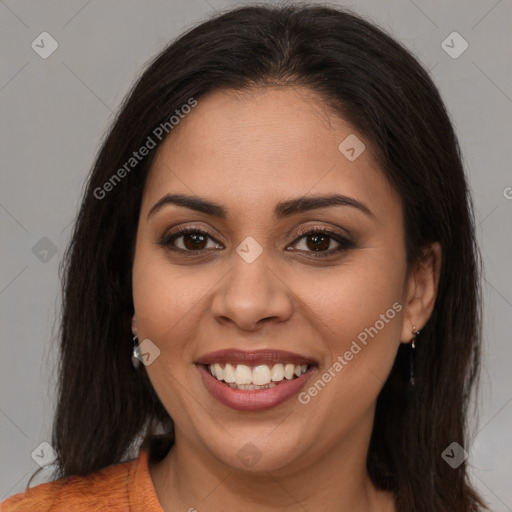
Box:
[157,225,355,258]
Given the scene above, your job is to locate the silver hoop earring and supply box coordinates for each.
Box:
[131,335,141,370]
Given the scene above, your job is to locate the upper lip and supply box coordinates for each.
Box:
[195,349,317,367]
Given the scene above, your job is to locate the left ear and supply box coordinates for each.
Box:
[131,314,139,338]
[400,241,442,343]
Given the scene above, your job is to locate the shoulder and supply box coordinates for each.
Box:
[1,454,139,512]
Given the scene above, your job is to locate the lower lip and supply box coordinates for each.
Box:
[196,364,316,411]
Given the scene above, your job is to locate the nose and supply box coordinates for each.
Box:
[210,250,294,331]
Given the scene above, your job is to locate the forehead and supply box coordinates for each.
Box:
[142,86,399,222]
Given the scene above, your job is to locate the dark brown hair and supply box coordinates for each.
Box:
[45,3,485,511]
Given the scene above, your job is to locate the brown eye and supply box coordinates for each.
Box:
[304,233,331,252]
[289,228,356,257]
[158,227,223,253]
[182,232,208,251]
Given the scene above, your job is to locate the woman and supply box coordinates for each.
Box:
[1,3,487,511]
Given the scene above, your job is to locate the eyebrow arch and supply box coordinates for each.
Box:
[147,192,374,221]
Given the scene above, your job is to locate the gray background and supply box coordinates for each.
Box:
[1,0,511,509]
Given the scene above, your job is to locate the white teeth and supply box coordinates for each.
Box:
[271,363,284,381]
[284,364,295,380]
[207,362,309,387]
[252,365,272,385]
[234,364,252,385]
[214,363,223,381]
[227,382,277,390]
[294,365,309,377]
[223,363,236,383]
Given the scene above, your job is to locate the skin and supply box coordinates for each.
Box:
[131,85,441,512]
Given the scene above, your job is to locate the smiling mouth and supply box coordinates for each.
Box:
[205,362,310,390]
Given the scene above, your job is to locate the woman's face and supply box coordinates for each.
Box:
[132,86,422,474]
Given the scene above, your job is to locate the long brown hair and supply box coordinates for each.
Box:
[46,4,486,510]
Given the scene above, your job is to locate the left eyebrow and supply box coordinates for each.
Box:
[273,193,375,220]
[146,193,375,221]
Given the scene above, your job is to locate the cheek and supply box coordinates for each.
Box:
[297,267,405,431]
[132,241,211,341]
[306,257,404,336]
[131,246,206,419]
[295,253,406,398]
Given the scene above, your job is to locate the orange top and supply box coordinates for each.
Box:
[1,450,164,512]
